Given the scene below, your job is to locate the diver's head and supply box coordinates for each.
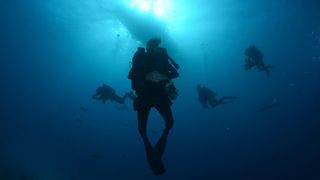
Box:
[245,45,257,56]
[147,38,161,52]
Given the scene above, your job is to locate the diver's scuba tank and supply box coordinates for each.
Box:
[165,81,178,100]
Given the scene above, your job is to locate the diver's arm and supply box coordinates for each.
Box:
[167,68,179,79]
[129,47,145,79]
[166,57,179,79]
[128,68,135,79]
[92,94,97,99]
[128,58,138,79]
[168,56,179,70]
[92,87,101,99]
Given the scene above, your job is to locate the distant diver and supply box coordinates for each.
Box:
[92,83,135,104]
[196,85,237,109]
[80,106,88,112]
[256,98,280,112]
[244,45,274,79]
[128,38,179,175]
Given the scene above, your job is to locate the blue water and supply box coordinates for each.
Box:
[1,0,320,179]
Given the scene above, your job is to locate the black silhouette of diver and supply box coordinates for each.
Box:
[196,85,237,109]
[80,106,88,111]
[244,45,274,79]
[128,38,179,175]
[92,83,135,104]
[256,98,280,112]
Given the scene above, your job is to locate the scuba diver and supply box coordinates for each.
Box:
[256,98,280,112]
[92,83,135,104]
[196,85,237,109]
[128,38,179,175]
[244,45,274,79]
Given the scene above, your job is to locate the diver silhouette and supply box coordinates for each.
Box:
[244,45,274,79]
[92,83,135,104]
[256,98,280,112]
[196,85,237,109]
[128,38,179,175]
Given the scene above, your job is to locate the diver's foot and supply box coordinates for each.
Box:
[223,96,237,100]
[267,64,274,69]
[151,160,166,176]
[222,101,236,104]
[126,91,136,100]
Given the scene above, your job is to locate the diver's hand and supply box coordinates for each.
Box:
[145,71,168,82]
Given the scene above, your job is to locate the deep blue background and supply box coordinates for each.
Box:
[1,0,320,179]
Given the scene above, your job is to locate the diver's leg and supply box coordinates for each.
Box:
[151,103,172,175]
[222,96,237,100]
[218,96,237,105]
[144,133,166,176]
[267,64,274,69]
[155,104,174,131]
[126,91,137,101]
[154,127,170,158]
[137,106,152,137]
[257,65,263,70]
[111,93,127,104]
[139,106,166,176]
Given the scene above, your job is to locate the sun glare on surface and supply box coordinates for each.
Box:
[129,0,173,19]
[129,0,151,12]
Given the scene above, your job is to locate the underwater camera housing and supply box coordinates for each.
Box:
[165,81,178,100]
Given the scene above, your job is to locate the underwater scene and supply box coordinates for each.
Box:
[1,0,320,179]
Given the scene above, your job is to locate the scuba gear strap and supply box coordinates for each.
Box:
[168,56,179,70]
